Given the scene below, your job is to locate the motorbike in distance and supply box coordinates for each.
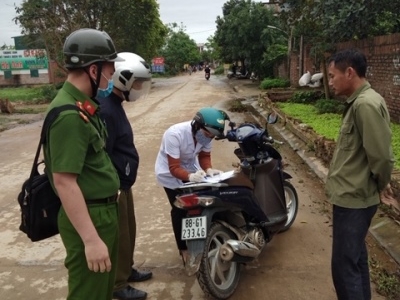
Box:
[205,66,211,80]
[174,114,299,299]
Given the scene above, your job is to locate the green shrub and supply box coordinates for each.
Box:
[315,99,345,114]
[260,77,290,90]
[214,65,225,75]
[229,99,248,112]
[55,81,64,89]
[40,85,58,102]
[289,91,325,104]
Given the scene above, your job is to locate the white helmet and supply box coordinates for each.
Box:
[113,52,152,101]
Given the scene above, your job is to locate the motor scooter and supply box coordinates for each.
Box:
[205,72,210,80]
[174,115,299,299]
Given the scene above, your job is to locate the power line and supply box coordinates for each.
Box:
[187,28,215,35]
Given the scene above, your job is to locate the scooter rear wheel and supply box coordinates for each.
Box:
[197,223,240,299]
[280,181,299,232]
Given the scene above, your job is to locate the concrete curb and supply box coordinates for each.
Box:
[234,86,400,268]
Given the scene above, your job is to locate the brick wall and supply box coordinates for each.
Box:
[48,60,67,84]
[0,73,49,86]
[336,34,400,123]
[288,33,400,123]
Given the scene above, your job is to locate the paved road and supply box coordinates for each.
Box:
[0,72,385,299]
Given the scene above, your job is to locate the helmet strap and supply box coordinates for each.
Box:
[191,120,201,136]
[84,63,103,98]
[123,91,130,101]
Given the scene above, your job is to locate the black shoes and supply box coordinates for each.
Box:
[113,286,147,300]
[112,269,152,299]
[128,268,153,282]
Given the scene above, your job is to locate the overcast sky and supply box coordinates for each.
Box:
[0,0,231,46]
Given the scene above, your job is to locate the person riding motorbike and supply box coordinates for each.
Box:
[154,107,229,265]
[204,65,211,80]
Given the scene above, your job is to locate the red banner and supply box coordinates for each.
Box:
[152,57,164,65]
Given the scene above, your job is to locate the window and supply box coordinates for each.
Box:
[4,70,12,79]
[30,69,39,77]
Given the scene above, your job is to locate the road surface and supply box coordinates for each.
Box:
[0,71,386,299]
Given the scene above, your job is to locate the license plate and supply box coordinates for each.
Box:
[181,216,207,240]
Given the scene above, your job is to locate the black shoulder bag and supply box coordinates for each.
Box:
[17,104,80,242]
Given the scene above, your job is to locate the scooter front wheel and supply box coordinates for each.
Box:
[280,181,299,232]
[197,223,240,299]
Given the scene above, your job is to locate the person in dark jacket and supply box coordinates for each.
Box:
[98,52,152,300]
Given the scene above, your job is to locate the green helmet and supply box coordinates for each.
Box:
[193,107,230,137]
[63,28,124,69]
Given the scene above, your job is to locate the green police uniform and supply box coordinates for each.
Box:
[44,81,120,300]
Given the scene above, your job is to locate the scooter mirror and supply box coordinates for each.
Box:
[267,112,278,124]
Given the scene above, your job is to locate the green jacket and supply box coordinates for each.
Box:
[325,82,394,208]
[44,81,119,200]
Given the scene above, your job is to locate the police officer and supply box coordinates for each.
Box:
[44,28,123,300]
[98,52,152,300]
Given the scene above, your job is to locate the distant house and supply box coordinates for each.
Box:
[197,43,205,53]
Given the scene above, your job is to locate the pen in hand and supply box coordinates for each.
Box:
[193,165,207,179]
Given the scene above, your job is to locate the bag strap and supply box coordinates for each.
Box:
[28,104,81,180]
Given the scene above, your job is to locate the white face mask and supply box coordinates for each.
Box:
[195,129,213,146]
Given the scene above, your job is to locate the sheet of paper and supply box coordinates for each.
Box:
[202,170,236,183]
[184,170,236,185]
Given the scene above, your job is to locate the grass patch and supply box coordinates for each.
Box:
[276,102,400,170]
[277,103,341,140]
[0,85,58,104]
[260,77,290,90]
[0,86,43,102]
[14,106,47,114]
[370,261,400,299]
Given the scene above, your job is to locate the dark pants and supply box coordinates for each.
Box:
[114,189,136,291]
[331,204,378,300]
[164,187,187,251]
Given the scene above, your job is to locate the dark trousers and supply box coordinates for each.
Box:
[114,189,136,291]
[164,187,187,251]
[331,204,378,300]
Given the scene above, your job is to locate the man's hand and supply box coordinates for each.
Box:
[85,239,112,273]
[206,168,223,177]
[189,170,206,182]
[379,184,400,212]
[380,183,394,201]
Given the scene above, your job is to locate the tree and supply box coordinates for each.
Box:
[14,0,167,73]
[214,0,285,79]
[0,44,16,50]
[201,35,221,67]
[159,23,201,75]
[101,0,167,60]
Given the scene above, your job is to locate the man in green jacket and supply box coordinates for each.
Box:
[44,28,123,300]
[326,48,394,300]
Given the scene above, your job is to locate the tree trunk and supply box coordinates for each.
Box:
[322,57,331,100]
